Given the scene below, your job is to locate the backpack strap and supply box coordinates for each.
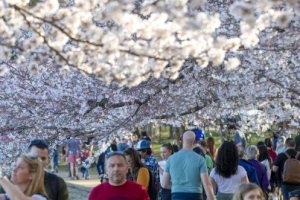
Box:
[284,152,291,159]
[47,172,59,200]
[133,167,142,181]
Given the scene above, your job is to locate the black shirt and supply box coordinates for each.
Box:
[273,149,300,185]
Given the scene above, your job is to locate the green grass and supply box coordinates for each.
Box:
[151,129,269,156]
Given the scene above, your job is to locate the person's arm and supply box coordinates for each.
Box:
[241,174,249,183]
[158,166,163,176]
[272,165,279,173]
[57,177,70,200]
[209,177,217,193]
[161,172,171,189]
[201,173,215,200]
[136,168,150,191]
[0,176,40,200]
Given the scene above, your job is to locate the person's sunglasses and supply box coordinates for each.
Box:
[289,190,300,198]
[29,139,48,146]
[27,154,38,159]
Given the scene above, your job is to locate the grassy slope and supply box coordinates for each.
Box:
[151,129,269,157]
[54,128,268,172]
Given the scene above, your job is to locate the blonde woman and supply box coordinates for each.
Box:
[0,154,48,200]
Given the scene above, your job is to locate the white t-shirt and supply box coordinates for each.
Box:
[210,165,247,194]
[32,194,48,200]
[261,159,271,181]
[158,160,166,186]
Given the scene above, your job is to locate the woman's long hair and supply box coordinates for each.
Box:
[21,154,48,198]
[207,137,217,159]
[124,148,145,173]
[258,145,272,168]
[215,141,239,178]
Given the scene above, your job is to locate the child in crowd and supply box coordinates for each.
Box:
[80,145,90,180]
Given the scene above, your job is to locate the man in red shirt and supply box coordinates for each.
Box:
[88,152,149,200]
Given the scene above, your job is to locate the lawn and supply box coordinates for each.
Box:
[53,128,269,172]
[151,127,269,157]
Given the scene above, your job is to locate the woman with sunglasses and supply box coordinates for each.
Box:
[0,154,48,200]
[124,148,150,191]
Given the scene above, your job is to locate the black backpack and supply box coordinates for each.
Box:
[134,167,158,200]
[47,172,59,200]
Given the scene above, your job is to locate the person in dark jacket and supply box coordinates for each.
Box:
[237,146,259,185]
[97,151,106,177]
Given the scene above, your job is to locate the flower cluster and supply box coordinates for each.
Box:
[0,0,298,168]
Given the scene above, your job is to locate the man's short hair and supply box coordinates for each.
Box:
[27,139,49,152]
[228,125,237,130]
[106,151,126,162]
[285,138,296,147]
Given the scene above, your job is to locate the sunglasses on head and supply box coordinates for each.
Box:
[27,154,38,159]
[29,139,48,146]
[289,190,300,198]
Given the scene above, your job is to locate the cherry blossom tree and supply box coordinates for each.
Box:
[0,0,299,168]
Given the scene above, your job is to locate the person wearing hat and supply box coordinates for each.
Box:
[118,136,129,152]
[135,140,160,191]
[276,136,286,154]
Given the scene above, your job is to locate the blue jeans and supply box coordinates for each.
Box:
[161,188,171,200]
[81,167,90,178]
[97,161,105,175]
[282,184,300,200]
[172,193,202,200]
[53,150,58,168]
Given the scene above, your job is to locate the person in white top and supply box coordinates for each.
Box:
[257,144,275,199]
[158,143,174,200]
[210,141,248,200]
[0,154,48,200]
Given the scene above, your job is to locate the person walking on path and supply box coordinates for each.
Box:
[229,125,247,150]
[162,131,215,200]
[273,138,300,200]
[66,136,81,180]
[88,152,149,200]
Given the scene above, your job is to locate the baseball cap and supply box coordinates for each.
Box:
[278,136,286,142]
[135,140,151,151]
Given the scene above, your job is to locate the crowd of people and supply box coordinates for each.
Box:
[0,127,299,200]
[88,127,300,200]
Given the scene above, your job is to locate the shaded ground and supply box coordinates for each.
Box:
[54,167,100,200]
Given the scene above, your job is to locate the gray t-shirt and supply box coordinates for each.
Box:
[234,131,246,149]
[165,150,207,193]
[67,137,80,155]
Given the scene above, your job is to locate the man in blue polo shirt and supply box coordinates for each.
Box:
[162,131,215,200]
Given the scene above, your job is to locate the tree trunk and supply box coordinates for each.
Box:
[169,126,173,139]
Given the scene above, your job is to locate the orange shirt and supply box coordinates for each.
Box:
[134,167,150,191]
